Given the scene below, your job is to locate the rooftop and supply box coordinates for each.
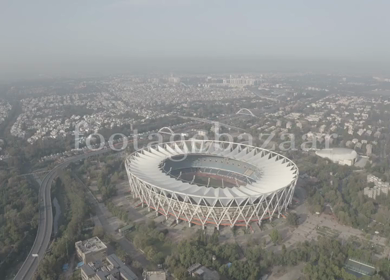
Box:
[76,236,107,253]
[345,258,376,277]
[144,271,167,280]
[81,254,138,280]
[315,148,358,161]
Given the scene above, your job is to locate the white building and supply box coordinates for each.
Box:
[76,237,107,264]
[364,174,390,199]
[366,144,373,156]
[315,148,358,166]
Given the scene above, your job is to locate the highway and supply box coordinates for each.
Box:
[14,149,110,280]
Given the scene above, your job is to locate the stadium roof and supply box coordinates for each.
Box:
[315,148,357,162]
[127,140,298,205]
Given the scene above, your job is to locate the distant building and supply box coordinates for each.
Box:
[364,174,390,199]
[355,142,362,149]
[188,263,202,276]
[367,174,389,188]
[366,144,373,156]
[197,130,207,137]
[315,148,357,166]
[118,223,135,234]
[344,259,376,278]
[374,131,381,138]
[76,237,107,264]
[168,76,180,84]
[143,270,167,280]
[80,254,138,280]
[188,264,220,280]
[222,76,255,87]
[345,140,353,148]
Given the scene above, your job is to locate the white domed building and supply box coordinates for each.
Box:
[315,148,358,166]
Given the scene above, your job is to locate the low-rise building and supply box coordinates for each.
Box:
[315,148,357,166]
[344,258,376,278]
[81,254,138,280]
[76,237,107,264]
[143,270,167,280]
[366,144,373,156]
[188,264,220,280]
[364,174,390,199]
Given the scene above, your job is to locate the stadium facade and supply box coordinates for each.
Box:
[125,140,298,229]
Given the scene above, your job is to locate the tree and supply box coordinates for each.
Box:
[132,260,142,270]
[93,226,104,238]
[116,247,127,260]
[152,252,165,265]
[269,229,282,245]
[158,232,165,242]
[287,213,300,227]
[173,267,191,280]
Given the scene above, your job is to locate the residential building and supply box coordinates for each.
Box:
[143,271,166,280]
[81,254,138,280]
[76,237,107,264]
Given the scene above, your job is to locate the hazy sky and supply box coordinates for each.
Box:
[1,0,390,76]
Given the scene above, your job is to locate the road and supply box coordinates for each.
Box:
[92,197,150,268]
[14,148,110,280]
[78,173,151,268]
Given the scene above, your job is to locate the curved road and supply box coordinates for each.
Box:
[14,149,110,280]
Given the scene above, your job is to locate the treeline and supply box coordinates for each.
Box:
[77,156,126,202]
[77,156,132,224]
[299,155,390,238]
[126,221,170,265]
[0,175,39,277]
[165,231,246,280]
[166,230,389,280]
[96,157,122,201]
[296,237,389,280]
[106,202,131,223]
[35,171,91,280]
